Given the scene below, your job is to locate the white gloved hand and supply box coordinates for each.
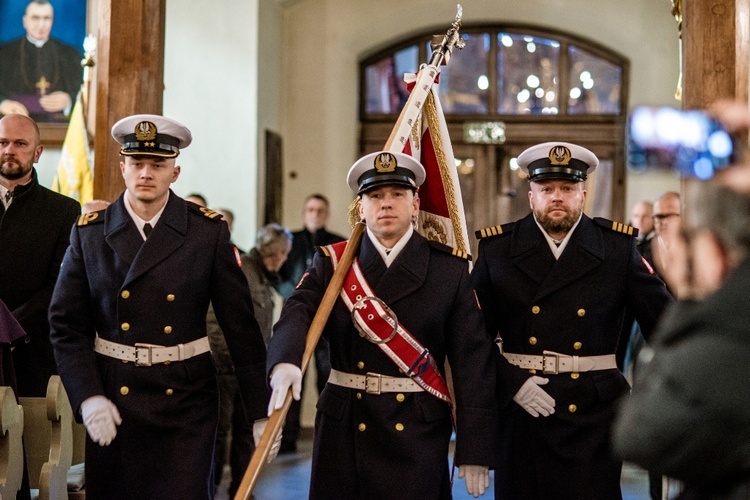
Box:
[267,362,302,416]
[513,376,556,417]
[80,395,122,446]
[458,465,489,497]
[253,418,283,463]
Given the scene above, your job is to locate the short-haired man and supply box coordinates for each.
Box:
[652,191,682,276]
[49,114,271,498]
[0,0,83,122]
[0,113,79,397]
[267,151,498,498]
[472,142,672,498]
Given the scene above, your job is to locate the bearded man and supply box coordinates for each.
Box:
[0,113,79,396]
[471,142,671,499]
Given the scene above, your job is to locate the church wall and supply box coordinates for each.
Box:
[162,0,261,250]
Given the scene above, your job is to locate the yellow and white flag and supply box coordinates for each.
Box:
[52,91,94,205]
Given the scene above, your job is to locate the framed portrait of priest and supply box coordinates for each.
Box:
[0,0,86,129]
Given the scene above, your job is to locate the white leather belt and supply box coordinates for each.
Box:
[328,369,424,395]
[503,350,617,374]
[94,336,210,366]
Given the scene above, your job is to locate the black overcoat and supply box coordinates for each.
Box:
[471,213,672,500]
[49,191,267,499]
[614,259,750,499]
[0,168,79,396]
[268,231,498,499]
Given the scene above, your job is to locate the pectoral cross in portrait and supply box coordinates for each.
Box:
[35,76,50,96]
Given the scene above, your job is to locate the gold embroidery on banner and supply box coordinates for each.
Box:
[419,212,448,244]
[410,113,422,152]
[423,92,468,256]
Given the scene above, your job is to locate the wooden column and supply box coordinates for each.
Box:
[682,0,750,110]
[93,0,166,202]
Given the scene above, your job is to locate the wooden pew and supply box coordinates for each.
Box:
[19,375,74,500]
[0,385,24,498]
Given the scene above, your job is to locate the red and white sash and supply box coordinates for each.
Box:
[325,241,452,406]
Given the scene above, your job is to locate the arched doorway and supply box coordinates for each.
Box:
[359,24,629,256]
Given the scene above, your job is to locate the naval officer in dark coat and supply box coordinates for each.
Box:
[471,142,672,499]
[266,151,498,499]
[49,114,271,499]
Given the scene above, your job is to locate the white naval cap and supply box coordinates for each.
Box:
[517,142,599,182]
[111,114,192,158]
[346,151,426,195]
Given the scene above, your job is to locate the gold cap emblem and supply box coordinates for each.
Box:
[134,121,157,141]
[548,145,572,166]
[374,152,397,173]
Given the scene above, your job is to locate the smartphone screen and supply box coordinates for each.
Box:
[628,106,736,179]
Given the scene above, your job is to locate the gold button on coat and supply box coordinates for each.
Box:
[165,389,174,396]
[531,305,540,314]
[529,369,537,374]
[121,323,130,331]
[357,361,365,370]
[573,342,582,350]
[577,308,586,317]
[529,337,537,345]
[358,423,366,432]
[121,290,130,299]
[164,326,173,334]
[568,404,577,413]
[120,386,129,395]
[395,423,404,431]
[396,394,405,402]
[356,393,362,399]
[570,373,580,379]
[166,294,175,302]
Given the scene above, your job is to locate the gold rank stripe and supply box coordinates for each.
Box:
[199,207,222,219]
[77,212,99,226]
[320,246,331,257]
[451,248,468,259]
[476,225,503,239]
[611,220,635,235]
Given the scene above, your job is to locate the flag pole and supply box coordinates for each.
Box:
[234,6,465,498]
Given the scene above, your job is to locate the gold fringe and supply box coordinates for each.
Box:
[422,91,469,256]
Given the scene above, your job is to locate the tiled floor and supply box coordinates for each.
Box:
[218,432,666,500]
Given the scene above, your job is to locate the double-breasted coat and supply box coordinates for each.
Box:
[471,213,672,499]
[267,231,498,499]
[49,191,268,499]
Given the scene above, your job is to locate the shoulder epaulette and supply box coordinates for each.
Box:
[187,202,223,222]
[594,217,639,237]
[77,211,104,226]
[427,240,471,261]
[475,222,515,240]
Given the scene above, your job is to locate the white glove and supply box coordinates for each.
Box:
[253,418,283,463]
[81,395,122,446]
[267,362,302,416]
[458,465,489,497]
[513,376,556,417]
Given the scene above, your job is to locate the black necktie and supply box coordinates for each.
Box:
[4,190,12,203]
[143,223,153,238]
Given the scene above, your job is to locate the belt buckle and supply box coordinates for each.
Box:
[542,352,559,374]
[365,372,382,395]
[134,343,155,366]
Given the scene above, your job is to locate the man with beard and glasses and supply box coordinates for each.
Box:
[471,142,672,499]
[0,113,79,397]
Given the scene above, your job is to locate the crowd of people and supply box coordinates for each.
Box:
[2,3,750,495]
